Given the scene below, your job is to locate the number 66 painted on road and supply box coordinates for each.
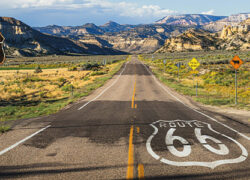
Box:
[146,120,248,169]
[166,128,229,157]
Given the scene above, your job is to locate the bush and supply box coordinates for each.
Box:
[58,77,66,83]
[68,66,77,71]
[23,77,44,83]
[81,63,101,70]
[90,71,106,76]
[61,84,74,92]
[34,65,42,73]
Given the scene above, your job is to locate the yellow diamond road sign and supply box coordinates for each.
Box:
[188,58,200,70]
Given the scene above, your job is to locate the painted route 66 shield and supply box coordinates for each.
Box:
[146,120,248,169]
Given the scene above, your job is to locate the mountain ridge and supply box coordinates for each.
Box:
[156,18,250,53]
[0,17,126,56]
[155,14,226,26]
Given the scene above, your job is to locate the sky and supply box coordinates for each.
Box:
[0,0,249,27]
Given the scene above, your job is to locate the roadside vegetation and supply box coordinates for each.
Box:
[139,51,249,110]
[0,55,130,133]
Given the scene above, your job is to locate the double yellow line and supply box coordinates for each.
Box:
[127,77,144,179]
[127,126,144,179]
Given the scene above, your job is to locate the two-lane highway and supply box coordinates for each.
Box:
[0,56,249,179]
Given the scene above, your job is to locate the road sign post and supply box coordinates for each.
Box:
[175,62,181,81]
[235,69,237,105]
[188,58,200,97]
[163,60,166,72]
[196,77,198,97]
[230,55,243,105]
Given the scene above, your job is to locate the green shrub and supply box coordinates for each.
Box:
[90,71,106,76]
[34,65,43,73]
[62,84,74,92]
[58,77,66,83]
[23,77,44,83]
[68,66,77,71]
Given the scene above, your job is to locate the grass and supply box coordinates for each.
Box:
[0,125,11,133]
[0,55,130,133]
[139,53,249,110]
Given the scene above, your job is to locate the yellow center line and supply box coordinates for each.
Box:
[138,164,145,179]
[127,126,134,179]
[131,78,136,108]
[137,127,140,134]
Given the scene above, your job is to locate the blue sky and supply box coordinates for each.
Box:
[0,0,249,27]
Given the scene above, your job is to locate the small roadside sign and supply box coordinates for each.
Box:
[188,58,200,70]
[230,55,243,69]
[230,55,243,105]
[0,32,5,65]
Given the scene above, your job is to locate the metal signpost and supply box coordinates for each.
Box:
[175,62,181,80]
[188,58,200,97]
[0,32,5,65]
[163,60,166,72]
[230,55,243,105]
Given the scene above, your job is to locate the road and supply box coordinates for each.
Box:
[0,56,250,179]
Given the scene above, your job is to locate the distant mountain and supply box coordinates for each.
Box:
[34,23,105,36]
[203,13,250,32]
[156,18,250,53]
[99,21,135,33]
[78,24,192,54]
[31,13,250,54]
[155,14,226,26]
[0,17,125,56]
[35,22,191,53]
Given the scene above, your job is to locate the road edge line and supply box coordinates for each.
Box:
[0,125,51,156]
[78,62,128,110]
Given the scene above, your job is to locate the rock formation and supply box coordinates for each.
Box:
[157,18,250,52]
[203,13,250,32]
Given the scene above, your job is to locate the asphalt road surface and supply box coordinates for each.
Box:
[0,56,250,179]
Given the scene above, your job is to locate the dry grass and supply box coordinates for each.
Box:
[0,63,119,103]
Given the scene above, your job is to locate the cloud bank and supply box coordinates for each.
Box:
[0,0,176,18]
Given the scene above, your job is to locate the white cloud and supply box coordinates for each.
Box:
[0,0,74,8]
[201,9,214,15]
[0,0,176,18]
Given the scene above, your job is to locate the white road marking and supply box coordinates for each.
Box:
[140,61,250,141]
[147,120,248,169]
[78,62,128,110]
[165,128,191,157]
[0,125,51,156]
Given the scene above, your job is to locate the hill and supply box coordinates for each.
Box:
[155,14,226,26]
[203,13,250,32]
[156,18,250,52]
[0,17,125,56]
